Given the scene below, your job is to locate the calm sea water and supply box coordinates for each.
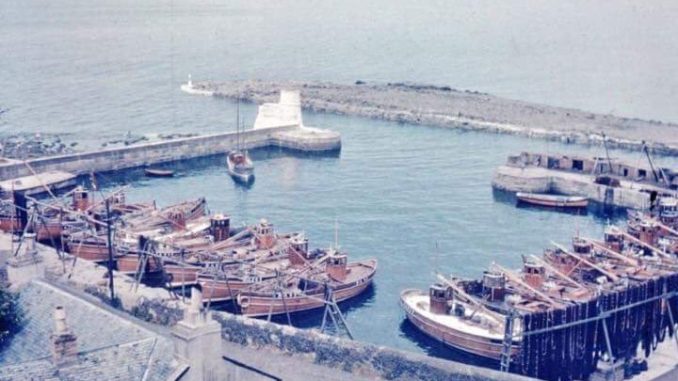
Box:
[3,0,678,365]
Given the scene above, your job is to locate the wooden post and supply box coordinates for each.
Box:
[105,199,115,304]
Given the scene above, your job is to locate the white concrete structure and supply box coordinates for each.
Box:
[253,90,304,130]
[253,90,342,151]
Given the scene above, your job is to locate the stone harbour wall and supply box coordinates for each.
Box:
[213,311,533,381]
[0,125,340,181]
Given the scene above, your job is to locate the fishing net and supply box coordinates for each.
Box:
[517,273,678,381]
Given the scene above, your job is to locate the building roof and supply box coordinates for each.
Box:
[0,280,182,381]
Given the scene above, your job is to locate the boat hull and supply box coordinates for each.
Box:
[0,216,22,233]
[66,241,111,262]
[164,265,201,287]
[116,254,163,275]
[144,169,175,178]
[400,289,519,361]
[198,278,256,302]
[34,222,62,241]
[238,262,376,317]
[517,192,588,208]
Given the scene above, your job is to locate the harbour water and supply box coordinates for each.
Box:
[95,112,677,360]
[4,0,678,365]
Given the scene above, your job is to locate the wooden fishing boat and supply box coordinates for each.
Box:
[144,168,175,178]
[226,151,254,184]
[226,99,255,184]
[400,287,520,360]
[516,192,588,208]
[236,257,377,317]
[401,255,601,362]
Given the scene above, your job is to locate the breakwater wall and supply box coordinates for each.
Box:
[0,126,340,181]
[213,312,533,381]
[193,80,678,156]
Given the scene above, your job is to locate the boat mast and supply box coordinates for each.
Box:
[236,96,240,151]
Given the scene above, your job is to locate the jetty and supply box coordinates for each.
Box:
[493,152,678,209]
[0,90,340,182]
[186,79,678,156]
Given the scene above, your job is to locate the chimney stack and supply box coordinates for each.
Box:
[51,306,78,367]
[172,288,223,381]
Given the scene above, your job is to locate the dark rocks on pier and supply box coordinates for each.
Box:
[0,133,76,159]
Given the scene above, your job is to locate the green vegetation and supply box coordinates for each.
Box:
[0,287,23,348]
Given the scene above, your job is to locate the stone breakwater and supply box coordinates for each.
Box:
[191,80,678,156]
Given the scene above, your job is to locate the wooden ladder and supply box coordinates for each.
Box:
[499,309,516,372]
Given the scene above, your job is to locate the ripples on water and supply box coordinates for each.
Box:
[4,0,678,364]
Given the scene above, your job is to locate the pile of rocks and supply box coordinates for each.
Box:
[0,133,76,159]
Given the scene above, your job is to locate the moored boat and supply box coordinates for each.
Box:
[226,151,254,184]
[236,256,377,317]
[516,192,588,208]
[144,168,175,178]
[400,287,520,360]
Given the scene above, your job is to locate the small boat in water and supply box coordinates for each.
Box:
[226,98,255,184]
[226,151,254,184]
[516,192,588,208]
[144,168,175,178]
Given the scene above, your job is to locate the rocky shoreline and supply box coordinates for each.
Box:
[191,80,678,156]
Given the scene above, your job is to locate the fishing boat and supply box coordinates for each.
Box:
[236,254,377,317]
[516,192,588,208]
[144,168,175,178]
[226,99,255,184]
[400,286,520,360]
[226,151,254,184]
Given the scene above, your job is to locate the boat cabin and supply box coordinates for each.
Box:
[628,219,660,246]
[482,271,506,302]
[254,219,276,249]
[572,237,593,254]
[604,226,623,252]
[659,198,678,226]
[523,261,546,288]
[72,186,90,211]
[429,283,452,315]
[326,254,348,281]
[288,235,310,265]
[210,214,230,242]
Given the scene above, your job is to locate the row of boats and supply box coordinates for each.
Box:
[400,196,678,362]
[0,186,376,318]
